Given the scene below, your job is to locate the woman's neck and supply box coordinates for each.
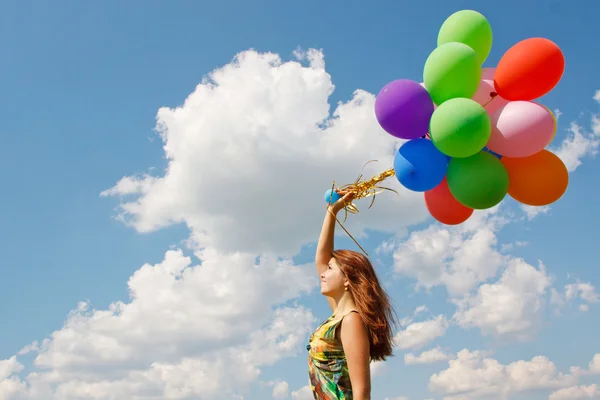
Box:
[333,292,356,316]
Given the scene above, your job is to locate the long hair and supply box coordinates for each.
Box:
[332,249,398,361]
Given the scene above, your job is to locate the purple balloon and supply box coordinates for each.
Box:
[375,79,434,140]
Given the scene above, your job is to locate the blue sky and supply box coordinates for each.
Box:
[1,0,599,399]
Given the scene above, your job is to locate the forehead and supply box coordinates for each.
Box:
[328,257,341,269]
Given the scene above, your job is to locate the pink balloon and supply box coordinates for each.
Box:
[472,68,508,116]
[481,67,496,80]
[487,101,556,158]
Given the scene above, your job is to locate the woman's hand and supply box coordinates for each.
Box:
[328,190,355,215]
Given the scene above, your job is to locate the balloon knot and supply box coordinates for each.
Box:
[490,92,498,98]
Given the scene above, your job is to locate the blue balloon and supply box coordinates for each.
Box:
[324,189,341,204]
[394,138,448,192]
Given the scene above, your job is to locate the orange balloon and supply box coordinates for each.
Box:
[494,38,565,101]
[424,177,474,225]
[501,150,568,206]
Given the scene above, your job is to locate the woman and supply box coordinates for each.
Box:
[307,189,397,400]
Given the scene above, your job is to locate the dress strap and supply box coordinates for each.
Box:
[338,309,359,319]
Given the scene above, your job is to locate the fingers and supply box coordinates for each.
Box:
[341,192,354,200]
[338,192,355,208]
[335,189,354,197]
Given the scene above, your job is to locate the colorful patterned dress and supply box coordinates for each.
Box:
[307,310,359,399]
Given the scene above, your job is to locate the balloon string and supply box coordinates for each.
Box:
[329,164,397,257]
[482,92,498,108]
[329,208,370,257]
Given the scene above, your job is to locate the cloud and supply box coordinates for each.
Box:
[551,91,600,172]
[404,347,454,365]
[391,207,509,297]
[453,258,551,340]
[291,385,313,400]
[0,357,26,400]
[1,249,316,399]
[551,280,600,314]
[571,353,600,376]
[102,48,427,257]
[521,204,551,221]
[429,349,577,399]
[271,381,289,399]
[549,384,600,400]
[394,315,449,350]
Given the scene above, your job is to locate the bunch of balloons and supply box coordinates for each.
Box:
[374,9,568,225]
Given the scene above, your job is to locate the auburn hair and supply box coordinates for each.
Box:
[332,249,398,361]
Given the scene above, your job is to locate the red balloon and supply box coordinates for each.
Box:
[494,38,565,101]
[424,177,474,225]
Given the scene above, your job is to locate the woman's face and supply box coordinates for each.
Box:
[320,257,348,296]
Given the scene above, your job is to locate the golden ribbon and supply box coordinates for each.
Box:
[327,161,397,257]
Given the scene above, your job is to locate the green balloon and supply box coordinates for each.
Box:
[438,10,493,65]
[423,42,481,105]
[446,151,509,210]
[429,98,491,158]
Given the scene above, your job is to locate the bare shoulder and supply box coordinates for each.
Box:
[340,311,368,338]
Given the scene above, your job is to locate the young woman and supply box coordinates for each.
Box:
[307,189,397,400]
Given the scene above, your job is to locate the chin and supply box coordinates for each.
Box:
[320,286,332,296]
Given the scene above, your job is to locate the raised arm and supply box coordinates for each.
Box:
[316,190,354,309]
[315,190,354,270]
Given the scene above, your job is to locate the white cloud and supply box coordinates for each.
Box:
[404,347,453,365]
[0,357,24,381]
[500,240,528,252]
[429,349,577,399]
[453,258,551,340]
[102,48,427,257]
[555,108,563,120]
[1,249,316,399]
[291,385,313,400]
[566,282,600,304]
[521,205,551,221]
[391,204,559,343]
[549,384,600,400]
[571,353,600,376]
[272,381,289,399]
[392,208,508,297]
[395,315,449,350]
[0,356,27,400]
[552,280,600,313]
[370,360,387,377]
[552,94,600,173]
